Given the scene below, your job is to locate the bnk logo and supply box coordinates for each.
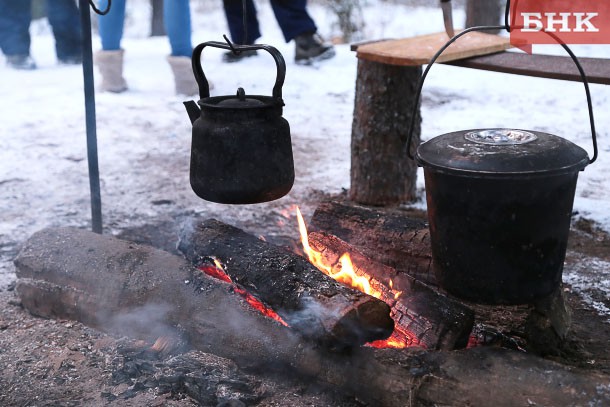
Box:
[510,0,610,53]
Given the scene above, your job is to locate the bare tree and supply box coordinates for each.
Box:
[325,0,364,43]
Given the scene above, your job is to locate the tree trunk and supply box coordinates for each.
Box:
[13,227,610,407]
[150,0,166,37]
[350,59,421,206]
[465,0,503,33]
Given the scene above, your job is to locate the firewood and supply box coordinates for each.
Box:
[13,227,302,367]
[178,219,394,347]
[310,200,436,286]
[13,227,610,407]
[308,231,474,350]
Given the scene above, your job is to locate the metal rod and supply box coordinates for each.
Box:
[79,0,103,234]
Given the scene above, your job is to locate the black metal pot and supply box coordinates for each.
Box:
[417,129,589,304]
[405,24,599,304]
[183,41,294,204]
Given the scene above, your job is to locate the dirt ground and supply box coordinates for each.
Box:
[1,206,609,406]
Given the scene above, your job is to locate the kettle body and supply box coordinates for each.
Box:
[184,41,294,204]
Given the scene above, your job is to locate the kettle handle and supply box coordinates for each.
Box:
[191,41,286,102]
[406,0,598,165]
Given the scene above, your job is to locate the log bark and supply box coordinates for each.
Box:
[308,231,474,350]
[13,227,610,407]
[350,59,422,205]
[178,219,394,347]
[310,200,436,286]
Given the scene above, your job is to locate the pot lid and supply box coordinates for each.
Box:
[416,129,589,176]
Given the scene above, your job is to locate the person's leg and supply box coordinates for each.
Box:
[0,0,36,68]
[164,0,197,95]
[269,0,334,64]
[45,0,82,63]
[268,0,316,42]
[95,0,127,92]
[223,0,261,44]
[97,0,125,51]
[163,0,191,57]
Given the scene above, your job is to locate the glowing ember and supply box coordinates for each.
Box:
[389,279,403,300]
[368,325,419,349]
[296,207,417,349]
[198,259,288,327]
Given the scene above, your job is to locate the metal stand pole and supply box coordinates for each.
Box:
[79,0,103,234]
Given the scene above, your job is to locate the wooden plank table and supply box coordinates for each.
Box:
[355,31,512,66]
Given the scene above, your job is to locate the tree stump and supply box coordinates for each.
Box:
[350,59,422,206]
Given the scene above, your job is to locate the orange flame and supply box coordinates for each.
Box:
[297,207,378,297]
[199,259,288,327]
[296,206,417,349]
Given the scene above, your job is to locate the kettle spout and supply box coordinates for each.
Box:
[183,100,200,124]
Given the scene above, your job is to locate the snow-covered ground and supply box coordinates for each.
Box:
[1,1,608,314]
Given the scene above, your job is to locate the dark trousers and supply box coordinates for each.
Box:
[223,0,317,44]
[0,0,81,59]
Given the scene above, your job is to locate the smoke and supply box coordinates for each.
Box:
[99,302,181,343]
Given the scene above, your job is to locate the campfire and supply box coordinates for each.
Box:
[12,200,606,406]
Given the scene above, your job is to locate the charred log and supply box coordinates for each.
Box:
[13,227,610,407]
[178,219,394,347]
[308,231,474,350]
[310,200,435,286]
[13,227,303,370]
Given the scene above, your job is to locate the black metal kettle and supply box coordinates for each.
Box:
[184,41,294,204]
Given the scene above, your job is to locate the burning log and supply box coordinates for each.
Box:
[13,227,610,407]
[309,201,573,352]
[308,231,474,350]
[178,219,394,347]
[310,200,436,286]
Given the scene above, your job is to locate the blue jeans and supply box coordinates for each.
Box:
[223,0,317,44]
[0,0,81,59]
[98,0,192,57]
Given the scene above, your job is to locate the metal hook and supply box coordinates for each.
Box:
[88,0,111,15]
[223,34,239,54]
[223,0,249,55]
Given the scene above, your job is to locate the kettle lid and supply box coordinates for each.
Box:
[213,87,268,108]
[416,129,589,176]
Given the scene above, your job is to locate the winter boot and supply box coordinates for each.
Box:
[167,55,202,96]
[94,49,128,93]
[6,54,37,70]
[294,33,336,65]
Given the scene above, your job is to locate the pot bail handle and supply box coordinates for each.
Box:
[191,41,286,103]
[406,0,598,165]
